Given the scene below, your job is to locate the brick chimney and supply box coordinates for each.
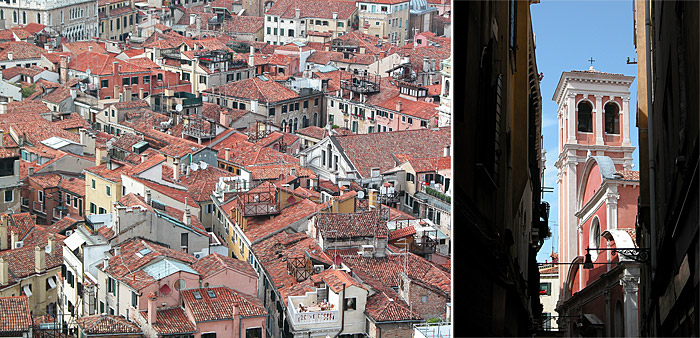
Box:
[34,245,45,273]
[59,55,69,83]
[0,258,7,285]
[395,100,402,112]
[112,61,120,77]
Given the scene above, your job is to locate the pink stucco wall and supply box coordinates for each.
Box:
[202,270,257,296]
[137,271,201,312]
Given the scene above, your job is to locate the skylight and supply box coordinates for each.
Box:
[193,291,202,299]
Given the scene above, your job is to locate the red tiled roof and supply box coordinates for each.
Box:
[0,41,47,61]
[84,161,133,183]
[191,253,257,280]
[221,15,264,34]
[388,225,415,241]
[365,287,422,322]
[616,170,640,181]
[182,286,267,321]
[245,198,320,243]
[253,232,327,289]
[332,127,450,178]
[100,238,198,290]
[315,209,387,239]
[76,314,142,335]
[203,76,299,103]
[141,307,197,335]
[12,23,45,34]
[62,41,107,55]
[0,296,33,332]
[341,251,450,296]
[268,0,356,19]
[0,236,64,289]
[52,113,91,131]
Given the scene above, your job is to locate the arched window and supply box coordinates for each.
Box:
[604,102,619,134]
[577,101,593,132]
[589,217,601,261]
[293,118,298,133]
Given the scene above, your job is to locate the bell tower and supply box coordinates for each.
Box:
[553,67,635,291]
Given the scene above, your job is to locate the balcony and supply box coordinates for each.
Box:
[33,201,44,214]
[287,290,340,328]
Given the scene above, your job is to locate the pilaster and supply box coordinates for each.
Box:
[595,95,604,145]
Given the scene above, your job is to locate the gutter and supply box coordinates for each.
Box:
[333,282,346,338]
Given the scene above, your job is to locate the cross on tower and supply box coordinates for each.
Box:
[588,57,596,67]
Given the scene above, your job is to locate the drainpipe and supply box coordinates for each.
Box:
[333,282,346,338]
[644,0,656,280]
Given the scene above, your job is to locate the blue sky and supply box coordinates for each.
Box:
[531,0,640,262]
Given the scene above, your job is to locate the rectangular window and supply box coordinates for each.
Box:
[131,76,138,85]
[66,194,71,206]
[101,79,108,88]
[143,75,150,83]
[90,203,96,214]
[105,186,111,196]
[321,150,326,166]
[107,277,116,295]
[38,190,44,202]
[181,233,188,248]
[4,190,12,203]
[304,100,309,108]
[122,77,130,86]
[314,98,319,106]
[99,301,105,314]
[269,108,275,116]
[131,291,138,307]
[294,102,299,111]
[343,297,357,311]
[540,282,552,295]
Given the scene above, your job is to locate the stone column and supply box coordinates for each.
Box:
[621,267,640,337]
[595,95,604,144]
[567,94,576,143]
[622,97,631,146]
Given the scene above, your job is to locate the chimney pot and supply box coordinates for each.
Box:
[224,148,230,161]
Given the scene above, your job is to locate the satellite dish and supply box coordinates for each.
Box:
[175,104,183,112]
[357,191,365,199]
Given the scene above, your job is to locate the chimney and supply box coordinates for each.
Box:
[10,231,17,249]
[113,85,121,101]
[395,100,402,112]
[190,14,197,25]
[47,235,56,255]
[0,216,7,251]
[88,45,93,52]
[34,245,46,273]
[224,148,230,161]
[443,145,450,157]
[0,258,7,285]
[248,45,255,68]
[59,56,68,83]
[332,12,338,19]
[423,57,430,72]
[95,146,106,166]
[0,129,3,148]
[112,61,120,77]
[147,292,157,324]
[232,305,240,335]
[145,189,151,205]
[139,87,144,99]
[0,102,6,114]
[141,152,148,163]
[7,52,12,61]
[103,257,109,270]
[295,8,300,19]
[173,160,179,181]
[183,205,191,225]
[79,128,87,145]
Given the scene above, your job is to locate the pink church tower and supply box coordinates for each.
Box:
[553,67,635,296]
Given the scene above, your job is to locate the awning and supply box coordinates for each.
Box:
[48,277,57,289]
[64,231,88,251]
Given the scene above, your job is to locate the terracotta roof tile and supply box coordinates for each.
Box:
[315,210,387,239]
[268,0,356,19]
[76,314,142,335]
[141,307,197,335]
[332,127,450,178]
[245,198,320,243]
[182,286,266,321]
[191,253,257,280]
[203,76,299,103]
[0,296,33,332]
[388,225,415,241]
